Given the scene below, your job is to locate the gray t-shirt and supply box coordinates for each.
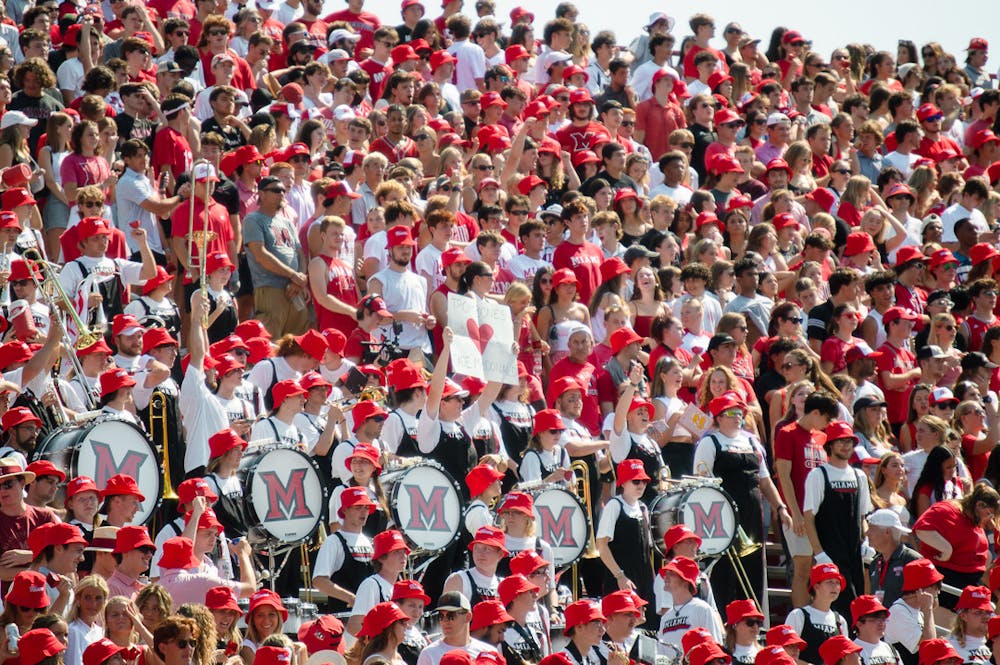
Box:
[243,208,300,289]
[115,167,162,254]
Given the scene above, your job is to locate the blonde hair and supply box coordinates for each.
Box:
[69,575,109,623]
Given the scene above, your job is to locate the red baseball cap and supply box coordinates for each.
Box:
[387,226,417,248]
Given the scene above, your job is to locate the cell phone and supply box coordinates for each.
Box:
[46,572,61,587]
[129,220,141,229]
[342,367,368,395]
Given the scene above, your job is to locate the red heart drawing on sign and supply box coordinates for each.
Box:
[466,319,494,353]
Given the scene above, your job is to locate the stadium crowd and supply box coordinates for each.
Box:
[0,3,1000,665]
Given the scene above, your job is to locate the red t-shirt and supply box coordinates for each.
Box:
[962,433,990,483]
[555,121,612,154]
[549,358,600,436]
[682,45,729,79]
[315,254,359,335]
[344,326,372,363]
[773,421,828,510]
[875,342,917,425]
[322,9,380,57]
[170,198,233,284]
[821,335,856,375]
[152,126,192,182]
[370,135,419,164]
[635,97,686,163]
[551,240,603,304]
[358,58,393,102]
[913,501,988,573]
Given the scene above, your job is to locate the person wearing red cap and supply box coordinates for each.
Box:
[658,556,724,645]
[442,525,506,608]
[873,306,921,432]
[802,421,872,615]
[723,599,765,664]
[105,524,155,599]
[307,215,361,336]
[347,530,410,637]
[785,564,849,663]
[849,595,894,665]
[313,485,376,615]
[884,559,942,664]
[367,223,436,356]
[497,573,548,661]
[694,391,790,611]
[634,65,685,168]
[945,585,993,661]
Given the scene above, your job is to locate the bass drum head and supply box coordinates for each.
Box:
[530,487,589,567]
[242,447,326,545]
[650,485,738,556]
[385,462,463,554]
[36,419,163,525]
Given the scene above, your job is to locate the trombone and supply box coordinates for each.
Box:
[149,389,179,501]
[725,525,763,609]
[569,460,600,600]
[185,158,215,329]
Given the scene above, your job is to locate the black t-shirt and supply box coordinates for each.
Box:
[116,113,155,150]
[200,117,246,152]
[9,90,64,155]
[689,123,716,182]
[213,179,240,216]
[595,86,633,110]
[807,300,835,341]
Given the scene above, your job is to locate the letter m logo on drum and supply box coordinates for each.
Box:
[259,470,314,520]
[404,485,450,531]
[689,501,727,539]
[91,441,147,486]
[536,506,578,548]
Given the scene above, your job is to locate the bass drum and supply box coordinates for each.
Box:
[33,417,162,525]
[526,486,589,567]
[650,484,738,556]
[381,460,464,555]
[239,446,327,546]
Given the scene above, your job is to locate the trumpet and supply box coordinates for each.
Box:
[570,460,600,601]
[22,248,103,350]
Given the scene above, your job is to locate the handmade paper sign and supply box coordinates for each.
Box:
[447,293,517,384]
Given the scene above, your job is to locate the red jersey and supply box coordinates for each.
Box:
[551,240,603,304]
[820,335,856,375]
[322,9,380,57]
[370,135,419,163]
[875,341,917,425]
[555,121,612,154]
[894,283,926,319]
[963,313,995,353]
[359,58,393,101]
[171,197,233,285]
[682,45,729,79]
[490,267,516,297]
[773,421,827,510]
[315,254,359,334]
[152,126,192,182]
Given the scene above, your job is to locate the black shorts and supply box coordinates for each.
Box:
[237,250,254,297]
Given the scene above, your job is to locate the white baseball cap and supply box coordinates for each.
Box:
[867,509,911,534]
[0,111,38,130]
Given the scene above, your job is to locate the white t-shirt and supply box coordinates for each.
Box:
[609,428,659,464]
[250,416,304,448]
[331,438,383,485]
[179,365,229,472]
[313,529,373,578]
[58,255,144,299]
[658,597,723,646]
[802,463,873,516]
[884,598,923,653]
[854,638,899,665]
[519,445,570,482]
[447,567,500,602]
[416,639,497,665]
[693,432,770,479]
[940,202,989,243]
[596,495,644,541]
[506,254,551,284]
[56,57,85,100]
[948,634,991,663]
[447,39,487,91]
[350,573,395,623]
[66,618,104,665]
[785,605,848,641]
[415,243,446,290]
[381,408,419,454]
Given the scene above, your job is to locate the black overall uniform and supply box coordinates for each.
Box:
[788,606,848,665]
[623,433,664,505]
[703,433,765,612]
[491,402,533,492]
[325,530,374,614]
[813,465,865,618]
[601,496,656,631]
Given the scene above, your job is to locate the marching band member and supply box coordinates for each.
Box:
[381,359,428,458]
[331,400,388,485]
[463,464,505,546]
[68,338,113,410]
[6,258,50,338]
[416,592,499,665]
[916,640,961,665]
[500,574,550,662]
[57,218,158,328]
[64,476,102,539]
[97,367,139,424]
[608,351,662,506]
[247,331,325,411]
[313,487,376,614]
[348,530,411,637]
[597,591,646,664]
[124,266,181,342]
[110,314,145,373]
[150,478,220,578]
[723,600,765,665]
[133,327,183,485]
[329,442,390,536]
[318,328,353,387]
[765,624,808,662]
[179,292,229,476]
[561,600,607,665]
[0,406,43,468]
[519,410,572,484]
[443,526,507,605]
[850,595,896,665]
[596,459,655,627]
[694,391,791,611]
[785,564,850,665]
[884,559,941,665]
[656,525,716,614]
[658,556,724,646]
[392,579,432,665]
[487,362,535,470]
[947,586,993,663]
[250,379,308,447]
[511,551,558,620]
[470,600,519,665]
[99,474,144,528]
[817,637,863,665]
[199,434,246,538]
[295,370,335,452]
[201,251,240,343]
[210,351,257,438]
[346,601,410,665]
[497,492,555,581]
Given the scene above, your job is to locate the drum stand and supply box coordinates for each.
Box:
[254,545,298,591]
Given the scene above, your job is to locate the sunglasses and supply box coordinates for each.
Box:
[0,479,19,490]
[720,408,744,418]
[509,209,529,216]
[744,619,763,627]
[174,640,198,649]
[679,142,695,149]
[475,165,494,171]
[208,30,228,36]
[15,605,39,613]
[833,169,851,175]
[414,134,430,141]
[722,121,745,129]
[629,479,648,485]
[621,120,635,127]
[781,362,801,370]
[10,279,32,286]
[783,316,803,324]
[262,188,287,194]
[173,30,190,36]
[439,611,468,621]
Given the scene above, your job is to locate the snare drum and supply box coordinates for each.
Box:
[650,484,738,556]
[33,417,162,525]
[380,460,463,554]
[527,486,589,567]
[239,446,327,545]
[282,597,302,634]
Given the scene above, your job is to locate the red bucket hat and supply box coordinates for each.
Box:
[101,473,146,501]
